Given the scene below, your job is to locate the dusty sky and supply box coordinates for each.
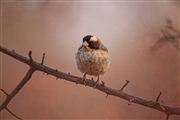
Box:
[0,0,180,120]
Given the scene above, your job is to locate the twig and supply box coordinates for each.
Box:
[41,53,45,65]
[120,80,130,91]
[28,50,33,63]
[156,92,162,102]
[0,45,180,120]
[5,107,23,120]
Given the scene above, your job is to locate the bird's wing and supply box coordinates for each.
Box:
[99,44,108,52]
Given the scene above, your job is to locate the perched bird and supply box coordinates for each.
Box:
[75,35,111,87]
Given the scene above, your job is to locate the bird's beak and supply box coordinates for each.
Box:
[82,41,92,51]
[82,41,89,48]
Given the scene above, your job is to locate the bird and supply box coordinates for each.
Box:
[75,35,111,87]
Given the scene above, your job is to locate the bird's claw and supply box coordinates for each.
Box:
[81,78,86,85]
[93,79,99,88]
[80,73,87,85]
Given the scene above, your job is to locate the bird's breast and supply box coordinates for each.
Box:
[76,48,111,76]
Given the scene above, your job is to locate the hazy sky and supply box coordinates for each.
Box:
[0,1,180,120]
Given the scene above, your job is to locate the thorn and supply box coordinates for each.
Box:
[120,80,130,91]
[68,72,70,75]
[56,77,59,80]
[155,91,162,102]
[101,81,105,86]
[41,53,45,65]
[55,69,58,72]
[28,50,33,63]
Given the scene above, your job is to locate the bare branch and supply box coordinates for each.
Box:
[0,65,35,120]
[0,67,35,112]
[5,107,23,120]
[0,45,180,119]
[151,19,180,52]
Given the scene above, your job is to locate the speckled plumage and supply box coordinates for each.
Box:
[75,35,111,77]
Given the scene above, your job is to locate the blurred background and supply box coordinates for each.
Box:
[0,0,179,120]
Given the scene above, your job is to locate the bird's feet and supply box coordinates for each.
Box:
[81,77,86,85]
[93,75,100,88]
[80,72,87,85]
[93,79,99,88]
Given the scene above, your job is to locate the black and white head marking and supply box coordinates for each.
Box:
[80,35,108,51]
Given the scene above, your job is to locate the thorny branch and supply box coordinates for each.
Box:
[151,18,180,52]
[0,45,180,120]
[0,65,35,119]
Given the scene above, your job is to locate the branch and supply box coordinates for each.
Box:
[0,63,35,119]
[0,45,180,119]
[0,67,35,111]
[5,107,23,120]
[151,19,180,52]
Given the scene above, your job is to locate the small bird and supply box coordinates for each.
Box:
[75,35,111,87]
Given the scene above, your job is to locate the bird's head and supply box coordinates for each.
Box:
[82,35,101,50]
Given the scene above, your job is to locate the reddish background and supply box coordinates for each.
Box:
[0,1,179,120]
